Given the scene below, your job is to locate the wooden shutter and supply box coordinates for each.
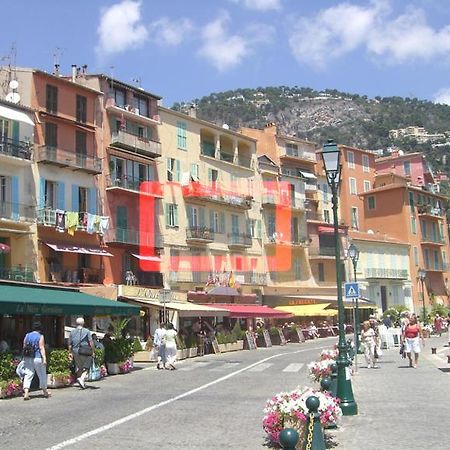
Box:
[56,182,65,210]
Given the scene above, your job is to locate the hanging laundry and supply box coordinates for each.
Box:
[55,210,66,232]
[66,211,79,236]
[93,215,101,233]
[79,212,88,229]
[87,213,96,234]
[99,216,110,235]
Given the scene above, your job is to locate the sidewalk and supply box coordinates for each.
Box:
[332,335,450,449]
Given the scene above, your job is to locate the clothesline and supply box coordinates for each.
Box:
[54,210,109,235]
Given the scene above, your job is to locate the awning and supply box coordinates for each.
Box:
[46,243,113,257]
[203,303,293,319]
[0,283,140,316]
[207,286,240,296]
[299,170,317,180]
[131,254,162,262]
[0,104,34,126]
[123,298,229,318]
[275,303,338,317]
[318,226,346,235]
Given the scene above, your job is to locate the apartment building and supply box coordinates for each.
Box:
[361,173,450,310]
[158,107,264,296]
[0,99,37,282]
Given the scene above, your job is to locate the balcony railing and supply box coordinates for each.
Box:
[105,228,163,247]
[365,268,409,279]
[305,183,317,192]
[417,204,445,218]
[306,211,325,222]
[227,233,253,248]
[0,137,33,161]
[309,246,340,257]
[234,272,267,285]
[0,266,36,282]
[168,271,209,284]
[0,201,35,222]
[48,266,104,284]
[201,144,253,169]
[37,209,108,234]
[111,130,162,158]
[265,236,309,247]
[123,270,163,287]
[106,176,163,196]
[426,263,449,272]
[37,146,101,174]
[421,235,446,245]
[261,192,304,210]
[186,227,214,242]
[182,182,253,210]
[281,148,316,162]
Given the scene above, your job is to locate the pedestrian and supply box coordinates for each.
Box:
[369,315,382,361]
[402,314,425,368]
[164,323,178,370]
[153,322,166,370]
[68,317,94,389]
[382,315,392,328]
[308,321,319,339]
[447,312,450,346]
[22,321,50,400]
[361,320,377,369]
[92,333,104,351]
[434,314,443,337]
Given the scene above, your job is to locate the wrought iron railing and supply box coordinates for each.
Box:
[0,137,33,160]
[227,233,253,247]
[37,146,101,173]
[186,227,214,241]
[0,201,35,221]
[111,130,161,157]
[365,268,409,279]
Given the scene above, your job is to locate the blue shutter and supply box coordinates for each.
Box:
[56,182,65,210]
[39,177,46,209]
[11,176,19,219]
[12,121,19,144]
[199,208,205,227]
[88,188,97,214]
[72,184,79,212]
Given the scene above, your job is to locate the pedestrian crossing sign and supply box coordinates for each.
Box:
[344,282,360,298]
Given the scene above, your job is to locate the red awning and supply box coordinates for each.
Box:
[318,226,346,235]
[203,303,292,319]
[131,254,162,262]
[46,243,113,257]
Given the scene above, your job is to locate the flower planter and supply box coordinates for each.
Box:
[47,374,69,388]
[0,380,23,399]
[187,347,198,358]
[236,340,244,351]
[270,334,281,345]
[134,351,152,363]
[176,349,187,360]
[106,362,120,375]
[218,343,227,353]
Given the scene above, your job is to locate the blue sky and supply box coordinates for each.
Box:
[2,0,450,105]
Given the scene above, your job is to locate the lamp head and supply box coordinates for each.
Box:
[418,269,426,281]
[321,140,341,185]
[348,243,360,263]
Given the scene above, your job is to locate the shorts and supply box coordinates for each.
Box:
[404,337,421,354]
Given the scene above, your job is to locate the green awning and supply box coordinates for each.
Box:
[0,284,140,316]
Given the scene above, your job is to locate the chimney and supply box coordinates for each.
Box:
[71,64,77,82]
[264,122,277,135]
[53,64,60,76]
[188,104,197,118]
[82,64,88,76]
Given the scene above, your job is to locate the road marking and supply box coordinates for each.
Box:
[247,363,273,372]
[179,361,214,371]
[210,362,241,371]
[47,342,332,450]
[282,363,304,372]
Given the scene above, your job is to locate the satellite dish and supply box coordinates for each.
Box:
[9,80,19,90]
[6,92,20,104]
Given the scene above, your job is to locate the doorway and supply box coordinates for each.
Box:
[380,286,388,312]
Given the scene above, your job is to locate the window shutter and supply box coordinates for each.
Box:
[256,219,262,239]
[176,160,181,182]
[199,208,205,227]
[72,184,79,211]
[246,219,252,236]
[57,182,65,210]
[165,204,170,227]
[11,176,19,219]
[220,212,225,233]
[167,158,173,181]
[88,188,97,214]
[117,205,128,229]
[174,205,178,226]
[210,210,215,230]
[39,177,46,209]
[12,121,19,144]
[208,168,212,183]
[186,205,193,228]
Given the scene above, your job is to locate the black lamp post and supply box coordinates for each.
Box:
[320,140,358,416]
[348,243,361,364]
[418,269,427,324]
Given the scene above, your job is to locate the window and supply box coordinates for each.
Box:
[0,118,9,141]
[411,216,417,234]
[210,211,220,233]
[46,84,58,113]
[362,154,370,172]
[110,156,151,189]
[363,180,371,192]
[322,184,328,203]
[323,210,330,223]
[413,247,419,266]
[347,150,355,169]
[403,161,411,177]
[293,258,301,279]
[0,176,10,205]
[420,220,427,238]
[408,191,414,210]
[434,250,440,270]
[187,206,199,228]
[248,219,256,238]
[349,178,357,195]
[45,122,57,147]
[208,168,219,185]
[176,121,187,150]
[133,95,148,117]
[45,180,57,209]
[231,214,239,235]
[267,212,276,237]
[78,187,88,212]
[286,143,298,157]
[368,196,376,210]
[76,95,87,123]
[114,88,126,108]
[116,205,128,230]
[190,163,199,181]
[76,131,87,166]
[166,204,178,227]
[167,158,180,182]
[318,263,325,282]
[137,126,145,138]
[351,207,359,230]
[424,248,430,269]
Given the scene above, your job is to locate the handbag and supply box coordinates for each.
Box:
[88,361,101,381]
[23,333,35,358]
[374,347,379,359]
[78,328,93,356]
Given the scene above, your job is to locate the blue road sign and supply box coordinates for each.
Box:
[344,282,360,298]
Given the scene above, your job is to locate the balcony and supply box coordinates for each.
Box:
[305,182,317,192]
[123,270,163,287]
[417,204,445,219]
[48,266,104,284]
[306,211,325,222]
[37,209,108,234]
[182,182,253,210]
[168,271,209,284]
[421,235,446,246]
[0,201,35,223]
[265,236,309,247]
[309,246,341,258]
[426,264,449,272]
[261,192,304,211]
[201,144,253,169]
[37,146,101,174]
[280,148,316,163]
[0,266,36,282]
[106,176,163,197]
[0,137,33,161]
[365,268,409,279]
[234,272,267,285]
[227,233,253,248]
[110,130,161,158]
[186,227,214,243]
[105,228,163,248]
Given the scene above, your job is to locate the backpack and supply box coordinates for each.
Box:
[23,334,35,358]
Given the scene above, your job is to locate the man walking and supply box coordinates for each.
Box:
[153,322,166,370]
[69,317,94,389]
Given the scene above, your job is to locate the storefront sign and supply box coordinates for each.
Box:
[119,285,187,303]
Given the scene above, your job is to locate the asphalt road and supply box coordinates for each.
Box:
[0,338,335,450]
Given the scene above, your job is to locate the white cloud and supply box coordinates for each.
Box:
[289,0,450,68]
[198,13,273,71]
[148,17,193,47]
[228,0,282,10]
[433,88,450,105]
[96,0,148,57]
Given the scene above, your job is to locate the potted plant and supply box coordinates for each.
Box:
[0,354,23,399]
[47,349,71,388]
[105,338,132,375]
[269,327,281,345]
[232,322,245,350]
[185,335,198,358]
[176,336,187,360]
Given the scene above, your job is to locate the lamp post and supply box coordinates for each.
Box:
[348,243,360,370]
[418,269,427,324]
[320,140,358,416]
[159,279,172,324]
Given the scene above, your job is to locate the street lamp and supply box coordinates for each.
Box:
[418,269,427,324]
[321,140,358,416]
[348,243,361,369]
[159,280,172,324]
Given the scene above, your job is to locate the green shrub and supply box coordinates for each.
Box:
[47,349,71,375]
[269,326,280,336]
[185,335,198,348]
[382,305,409,323]
[430,302,449,318]
[231,321,243,341]
[104,338,133,363]
[132,338,143,353]
[94,348,105,366]
[0,353,14,381]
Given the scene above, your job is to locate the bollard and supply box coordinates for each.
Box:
[320,377,332,393]
[302,396,327,450]
[330,363,338,398]
[279,428,299,450]
[431,347,437,355]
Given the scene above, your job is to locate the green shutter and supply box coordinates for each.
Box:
[174,205,178,226]
[175,160,181,182]
[165,204,170,227]
[220,212,225,233]
[210,210,215,230]
[186,205,193,228]
[256,219,262,239]
[208,168,212,183]
[199,208,205,227]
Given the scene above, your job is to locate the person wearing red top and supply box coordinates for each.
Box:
[401,315,425,368]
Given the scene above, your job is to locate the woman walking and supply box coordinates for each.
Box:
[164,323,177,370]
[402,314,425,368]
[23,321,50,400]
[361,320,377,369]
